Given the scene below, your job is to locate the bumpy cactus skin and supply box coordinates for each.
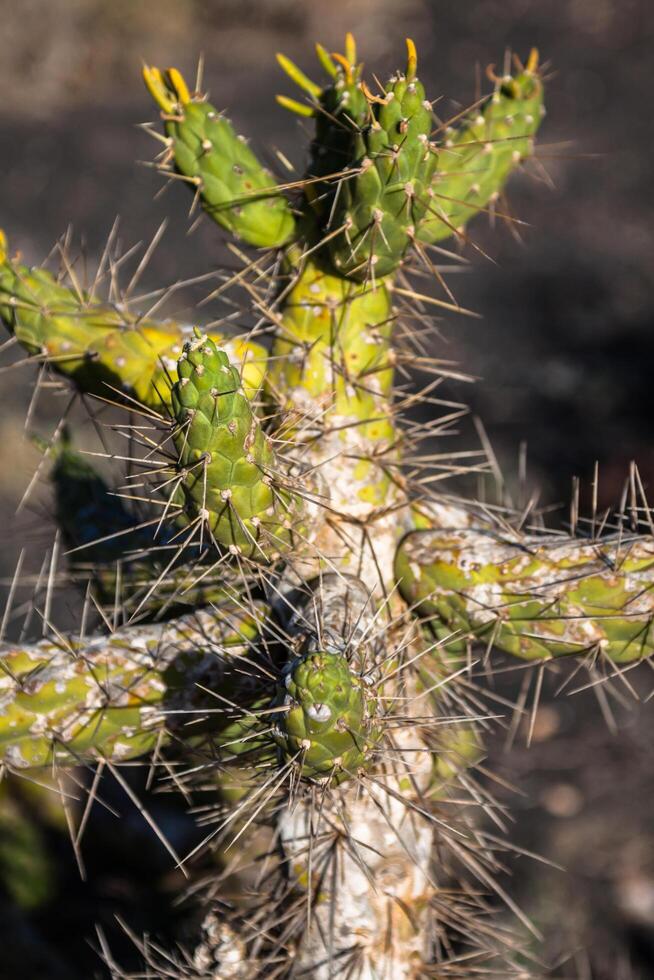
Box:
[276,650,377,781]
[3,32,654,980]
[0,606,261,769]
[0,232,266,411]
[143,66,296,248]
[395,529,654,662]
[418,50,544,243]
[171,331,306,559]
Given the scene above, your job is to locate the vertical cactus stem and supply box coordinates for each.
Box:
[275,576,437,976]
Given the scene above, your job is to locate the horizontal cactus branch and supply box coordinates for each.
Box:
[143,65,296,248]
[0,604,263,770]
[395,527,654,662]
[0,230,266,412]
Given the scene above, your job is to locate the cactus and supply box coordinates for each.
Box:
[0,31,650,980]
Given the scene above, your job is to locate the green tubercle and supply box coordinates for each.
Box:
[395,528,654,662]
[171,331,307,560]
[143,65,296,249]
[326,41,438,279]
[275,649,378,783]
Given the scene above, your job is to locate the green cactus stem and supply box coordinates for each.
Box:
[267,257,396,512]
[0,230,266,412]
[171,331,310,560]
[143,65,296,249]
[417,49,544,245]
[274,575,380,783]
[395,527,654,662]
[0,604,262,770]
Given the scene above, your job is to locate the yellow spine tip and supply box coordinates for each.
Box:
[275,94,315,118]
[315,42,338,78]
[331,52,352,83]
[344,32,357,67]
[526,47,540,73]
[142,65,176,114]
[0,228,7,265]
[406,38,418,80]
[166,67,191,105]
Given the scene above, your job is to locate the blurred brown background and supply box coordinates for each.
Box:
[0,0,653,977]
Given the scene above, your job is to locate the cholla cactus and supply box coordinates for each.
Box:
[0,33,651,979]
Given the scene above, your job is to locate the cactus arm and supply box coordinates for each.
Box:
[171,331,309,561]
[417,50,544,245]
[0,235,266,411]
[394,528,654,662]
[143,66,296,249]
[0,605,263,770]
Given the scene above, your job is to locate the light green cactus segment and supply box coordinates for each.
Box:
[143,66,295,249]
[172,331,305,559]
[267,258,395,508]
[327,53,438,279]
[275,650,377,783]
[0,605,262,769]
[395,528,654,663]
[417,50,544,245]
[0,235,266,411]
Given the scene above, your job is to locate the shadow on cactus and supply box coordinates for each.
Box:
[0,30,651,980]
